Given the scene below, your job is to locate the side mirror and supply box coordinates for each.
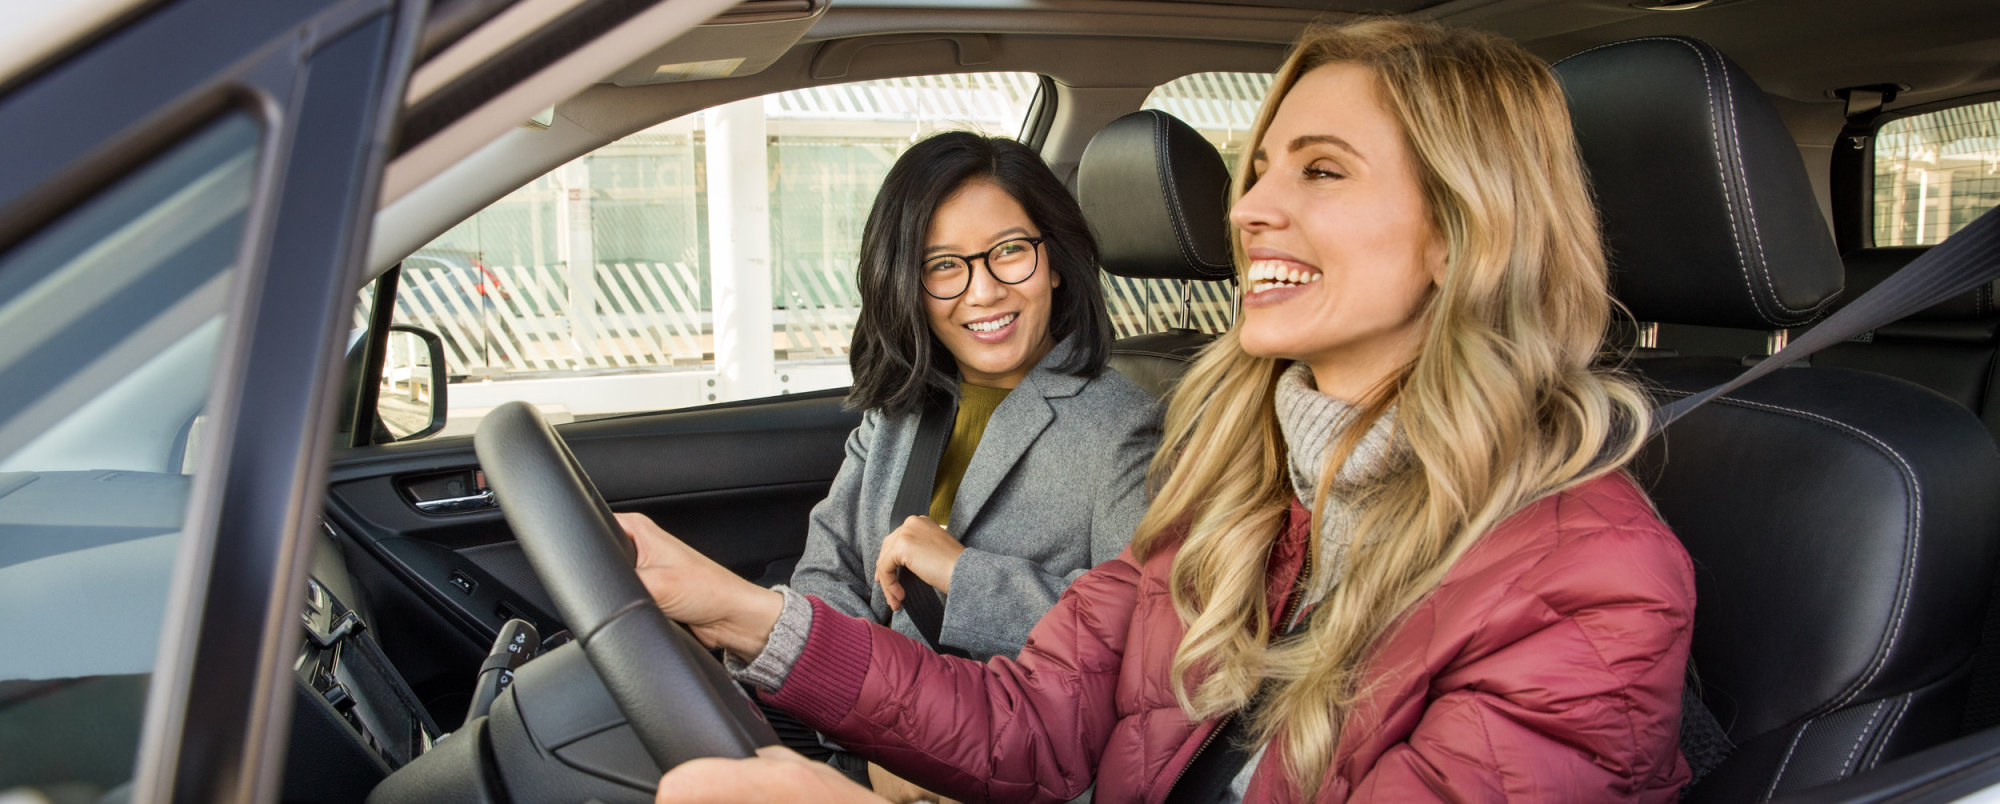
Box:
[378,324,448,441]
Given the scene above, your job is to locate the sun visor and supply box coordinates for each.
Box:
[603,0,827,86]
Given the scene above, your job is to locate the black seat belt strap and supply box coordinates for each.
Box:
[890,391,970,659]
[1654,204,2000,433]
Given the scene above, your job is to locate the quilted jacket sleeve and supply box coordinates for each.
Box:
[764,549,1146,804]
[1341,517,1696,803]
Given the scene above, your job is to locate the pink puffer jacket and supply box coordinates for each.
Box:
[765,472,1695,803]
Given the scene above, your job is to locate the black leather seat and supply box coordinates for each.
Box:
[1816,246,2000,441]
[1556,37,2000,801]
[1075,109,1235,398]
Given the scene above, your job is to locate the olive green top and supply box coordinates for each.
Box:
[929,382,1013,527]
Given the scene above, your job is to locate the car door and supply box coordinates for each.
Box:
[0,0,424,799]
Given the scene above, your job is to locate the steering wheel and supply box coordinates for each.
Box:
[471,400,778,770]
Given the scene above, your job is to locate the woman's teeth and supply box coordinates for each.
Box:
[966,313,1017,333]
[1247,260,1322,294]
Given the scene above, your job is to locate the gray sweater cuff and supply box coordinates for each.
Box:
[725,585,815,692]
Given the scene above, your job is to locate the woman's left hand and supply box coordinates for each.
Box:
[874,515,966,610]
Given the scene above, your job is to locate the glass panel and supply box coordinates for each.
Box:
[0,115,259,800]
[1874,99,2000,246]
[1110,72,1275,339]
[394,73,1042,437]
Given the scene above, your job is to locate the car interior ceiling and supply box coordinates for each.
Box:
[274,0,2000,799]
[372,0,2000,272]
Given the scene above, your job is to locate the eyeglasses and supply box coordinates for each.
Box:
[921,236,1044,300]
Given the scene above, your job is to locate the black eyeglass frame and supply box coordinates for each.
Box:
[919,236,1046,300]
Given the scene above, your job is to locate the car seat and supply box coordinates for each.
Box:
[1555,36,2000,801]
[1075,109,1236,398]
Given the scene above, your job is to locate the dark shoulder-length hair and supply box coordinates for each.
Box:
[846,130,1113,414]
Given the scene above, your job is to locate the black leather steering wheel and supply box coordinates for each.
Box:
[471,400,777,770]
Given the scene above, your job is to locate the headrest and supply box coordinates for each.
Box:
[1076,110,1235,282]
[1553,37,1843,330]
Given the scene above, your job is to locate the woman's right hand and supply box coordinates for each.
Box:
[657,746,888,804]
[618,512,783,660]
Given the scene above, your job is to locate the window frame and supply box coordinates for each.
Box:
[0,0,425,798]
[1849,89,2000,250]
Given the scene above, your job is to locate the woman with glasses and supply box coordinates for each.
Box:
[762,130,1160,801]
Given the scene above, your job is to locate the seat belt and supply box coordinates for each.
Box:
[1653,204,2000,433]
[890,391,971,659]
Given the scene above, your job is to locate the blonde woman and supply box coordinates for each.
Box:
[625,17,1694,803]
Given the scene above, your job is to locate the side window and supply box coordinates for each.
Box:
[394,73,1042,438]
[1873,98,2000,245]
[1115,71,1274,338]
[0,115,259,800]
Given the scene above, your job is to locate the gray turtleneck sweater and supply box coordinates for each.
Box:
[1219,363,1403,801]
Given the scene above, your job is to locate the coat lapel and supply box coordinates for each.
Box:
[948,381,1053,535]
[948,337,1087,535]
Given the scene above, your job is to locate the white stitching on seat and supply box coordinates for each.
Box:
[1838,700,1889,778]
[1706,395,1923,709]
[1869,693,1913,770]
[1553,37,1785,327]
[1709,42,1809,320]
[1148,111,1231,276]
[1767,723,1811,799]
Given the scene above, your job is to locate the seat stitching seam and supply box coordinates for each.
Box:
[1767,723,1811,799]
[1870,693,1912,770]
[1710,41,1807,319]
[1552,37,1779,326]
[1838,700,1889,778]
[1687,40,1778,325]
[1704,395,1923,709]
[1151,111,1229,275]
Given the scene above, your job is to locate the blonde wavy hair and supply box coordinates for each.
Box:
[1130,18,1652,797]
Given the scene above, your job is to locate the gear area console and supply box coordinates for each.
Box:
[282,523,446,802]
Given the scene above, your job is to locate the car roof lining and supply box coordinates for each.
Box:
[369,0,2000,279]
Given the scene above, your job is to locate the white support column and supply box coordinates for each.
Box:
[556,160,598,361]
[706,96,777,401]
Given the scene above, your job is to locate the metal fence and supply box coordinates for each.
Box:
[1875,99,2000,245]
[380,260,1236,380]
[394,261,711,377]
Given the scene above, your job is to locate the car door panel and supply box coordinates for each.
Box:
[0,0,426,796]
[322,388,858,710]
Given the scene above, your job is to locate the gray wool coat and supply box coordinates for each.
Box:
[789,339,1161,660]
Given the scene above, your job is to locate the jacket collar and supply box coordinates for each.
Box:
[948,335,1088,533]
[1265,499,1314,627]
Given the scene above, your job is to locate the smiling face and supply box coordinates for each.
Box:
[922,179,1061,389]
[1232,62,1447,402]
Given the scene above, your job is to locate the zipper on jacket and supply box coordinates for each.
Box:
[1161,546,1315,799]
[1164,711,1236,798]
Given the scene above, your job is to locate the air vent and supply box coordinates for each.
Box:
[711,0,817,25]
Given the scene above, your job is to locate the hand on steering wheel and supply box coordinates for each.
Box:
[473,401,778,771]
[619,511,783,660]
